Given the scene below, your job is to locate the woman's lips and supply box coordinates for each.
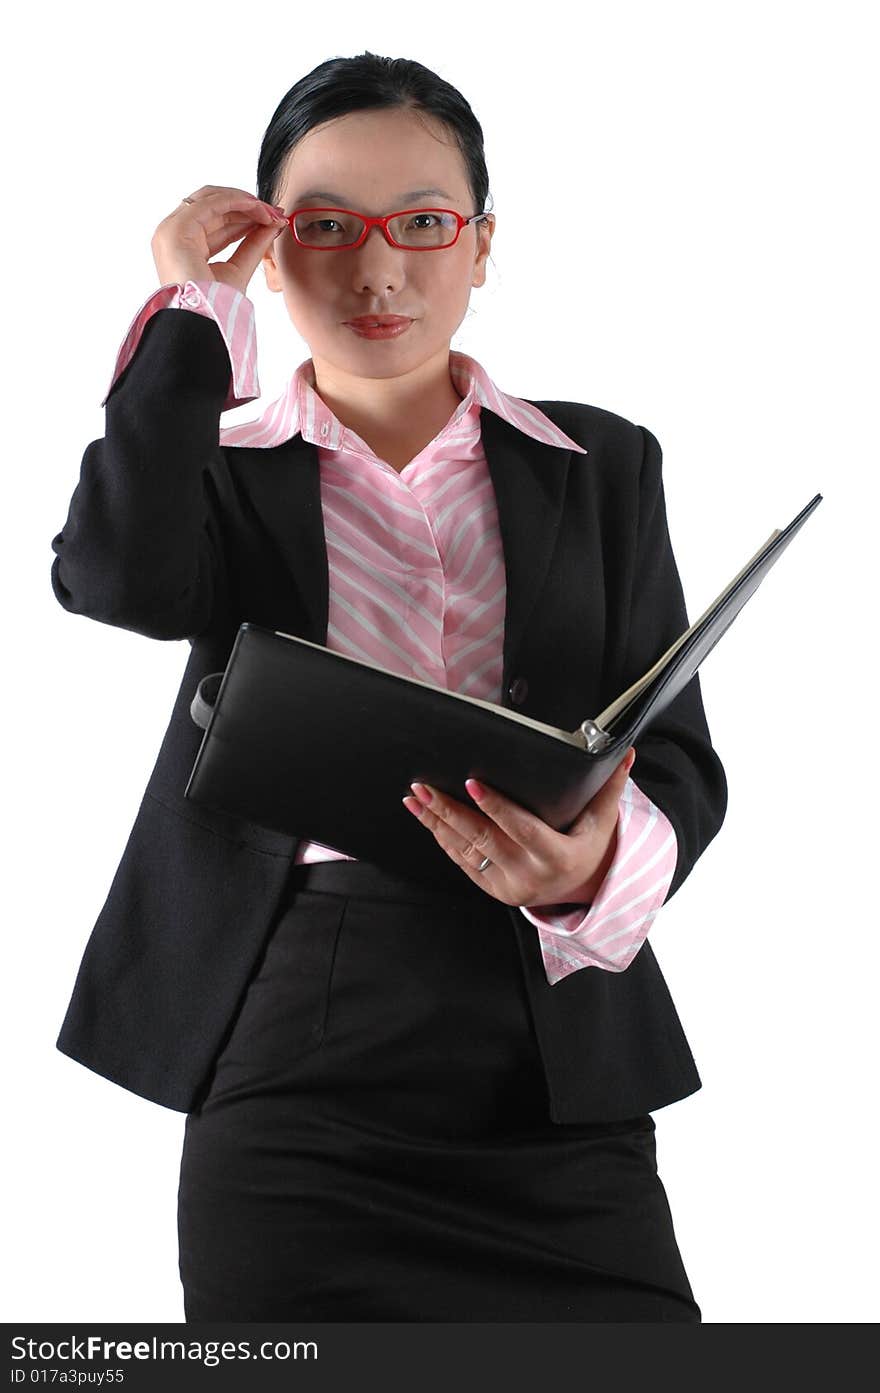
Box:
[345,316,414,340]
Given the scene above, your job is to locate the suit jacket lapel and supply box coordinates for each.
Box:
[240,431,330,644]
[239,405,574,705]
[478,406,573,705]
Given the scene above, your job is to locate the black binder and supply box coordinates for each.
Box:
[184,493,822,883]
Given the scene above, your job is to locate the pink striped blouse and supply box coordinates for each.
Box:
[102,279,678,986]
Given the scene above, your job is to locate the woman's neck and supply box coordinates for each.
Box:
[310,346,464,471]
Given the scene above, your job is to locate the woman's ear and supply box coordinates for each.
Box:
[261,245,283,293]
[472,214,495,288]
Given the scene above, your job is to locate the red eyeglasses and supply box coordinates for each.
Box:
[281,206,489,251]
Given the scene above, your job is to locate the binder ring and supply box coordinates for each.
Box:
[190,672,223,730]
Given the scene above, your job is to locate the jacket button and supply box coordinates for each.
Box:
[508,676,528,705]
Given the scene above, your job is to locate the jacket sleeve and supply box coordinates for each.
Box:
[615,426,729,902]
[50,307,239,642]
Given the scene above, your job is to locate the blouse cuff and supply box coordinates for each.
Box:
[519,776,678,986]
[100,280,259,412]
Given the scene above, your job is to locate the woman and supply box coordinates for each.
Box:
[51,52,727,1321]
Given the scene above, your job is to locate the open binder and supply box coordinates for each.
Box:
[184,493,822,885]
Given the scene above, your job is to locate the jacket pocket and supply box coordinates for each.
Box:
[56,787,298,1114]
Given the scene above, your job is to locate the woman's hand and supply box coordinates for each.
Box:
[150,185,289,295]
[401,747,637,907]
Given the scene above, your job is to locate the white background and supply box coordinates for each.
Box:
[5,0,877,1324]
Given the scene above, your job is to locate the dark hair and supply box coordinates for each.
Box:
[256,52,493,224]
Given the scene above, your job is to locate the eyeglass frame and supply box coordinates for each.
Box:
[281,205,491,251]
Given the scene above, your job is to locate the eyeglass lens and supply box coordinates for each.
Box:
[293,209,461,248]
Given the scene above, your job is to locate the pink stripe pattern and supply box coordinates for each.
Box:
[103,280,677,984]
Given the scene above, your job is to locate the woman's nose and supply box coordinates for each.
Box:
[348,227,408,288]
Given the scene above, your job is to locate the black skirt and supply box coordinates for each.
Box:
[177,859,700,1322]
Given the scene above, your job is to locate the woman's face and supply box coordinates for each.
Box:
[261,107,495,380]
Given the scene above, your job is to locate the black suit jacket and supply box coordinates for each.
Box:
[51,308,728,1124]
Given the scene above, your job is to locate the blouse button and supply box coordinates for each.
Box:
[181,286,201,307]
[508,676,529,706]
[321,422,329,437]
